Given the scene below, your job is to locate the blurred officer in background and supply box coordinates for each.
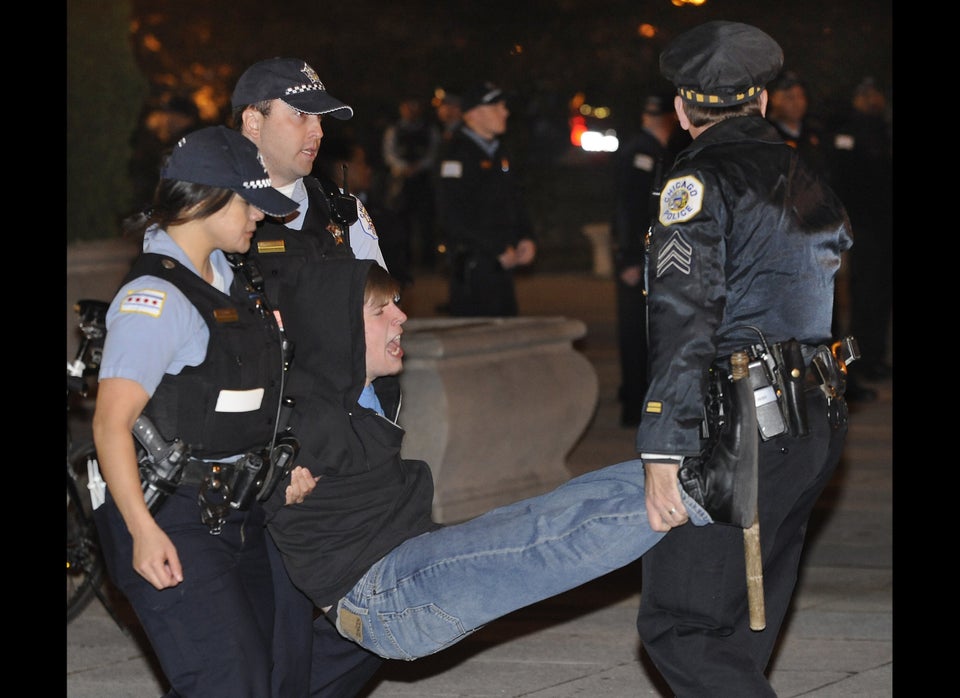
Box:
[612,93,686,427]
[435,82,537,316]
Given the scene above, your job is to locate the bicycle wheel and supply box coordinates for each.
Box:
[67,441,105,624]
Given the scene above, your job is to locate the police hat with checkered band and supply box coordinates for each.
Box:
[660,21,783,107]
[162,126,297,217]
[232,57,354,119]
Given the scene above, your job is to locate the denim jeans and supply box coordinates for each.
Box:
[334,458,712,660]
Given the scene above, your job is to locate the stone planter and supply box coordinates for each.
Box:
[398,317,599,523]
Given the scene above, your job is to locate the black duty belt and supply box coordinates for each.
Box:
[181,458,229,486]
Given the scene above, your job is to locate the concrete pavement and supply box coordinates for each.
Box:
[66,271,892,697]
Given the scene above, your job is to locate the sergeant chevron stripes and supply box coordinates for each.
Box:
[656,230,693,276]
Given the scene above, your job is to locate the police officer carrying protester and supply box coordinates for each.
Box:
[231,56,387,697]
[634,22,855,696]
[91,126,317,697]
[435,81,537,317]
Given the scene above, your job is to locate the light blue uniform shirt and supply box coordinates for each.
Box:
[98,226,235,397]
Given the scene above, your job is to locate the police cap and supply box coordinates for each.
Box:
[642,94,674,116]
[232,57,353,119]
[460,82,506,112]
[767,70,805,95]
[162,126,297,218]
[660,21,783,107]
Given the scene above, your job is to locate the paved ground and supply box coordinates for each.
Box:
[66,271,893,697]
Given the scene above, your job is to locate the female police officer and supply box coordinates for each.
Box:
[91,126,314,697]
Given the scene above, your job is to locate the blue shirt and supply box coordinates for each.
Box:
[98,226,235,397]
[358,383,385,417]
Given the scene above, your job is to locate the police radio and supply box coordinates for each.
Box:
[327,163,360,228]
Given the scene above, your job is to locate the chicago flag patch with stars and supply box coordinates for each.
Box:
[120,288,166,317]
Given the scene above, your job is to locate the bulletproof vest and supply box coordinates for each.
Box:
[122,253,284,459]
[245,175,356,309]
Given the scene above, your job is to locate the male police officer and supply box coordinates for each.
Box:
[635,22,853,696]
[435,81,537,316]
[232,57,386,309]
[231,57,386,698]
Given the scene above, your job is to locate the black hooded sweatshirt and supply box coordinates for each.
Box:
[264,258,438,607]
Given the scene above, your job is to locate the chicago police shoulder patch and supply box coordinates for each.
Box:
[659,175,704,226]
[358,201,378,238]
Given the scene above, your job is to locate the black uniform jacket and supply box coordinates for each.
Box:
[264,258,438,608]
[635,116,853,458]
[435,127,535,258]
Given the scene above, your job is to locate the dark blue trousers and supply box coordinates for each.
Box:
[95,485,274,698]
[637,387,848,696]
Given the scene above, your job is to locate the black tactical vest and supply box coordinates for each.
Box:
[121,253,284,459]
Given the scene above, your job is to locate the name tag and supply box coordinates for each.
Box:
[257,240,287,253]
[215,388,264,413]
[633,153,655,172]
[440,160,463,178]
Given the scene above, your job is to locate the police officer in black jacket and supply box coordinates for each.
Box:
[435,82,537,316]
[829,77,893,382]
[634,22,854,696]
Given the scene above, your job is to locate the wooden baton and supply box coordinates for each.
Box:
[730,351,766,631]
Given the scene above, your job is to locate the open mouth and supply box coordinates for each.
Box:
[387,333,403,358]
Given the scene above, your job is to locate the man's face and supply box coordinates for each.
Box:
[853,87,886,117]
[769,85,808,123]
[364,292,407,384]
[464,101,509,139]
[243,100,325,187]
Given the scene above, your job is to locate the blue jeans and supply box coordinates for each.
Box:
[334,458,711,660]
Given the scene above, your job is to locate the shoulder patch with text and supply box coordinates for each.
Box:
[659,175,704,226]
[119,288,165,318]
[358,201,378,238]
